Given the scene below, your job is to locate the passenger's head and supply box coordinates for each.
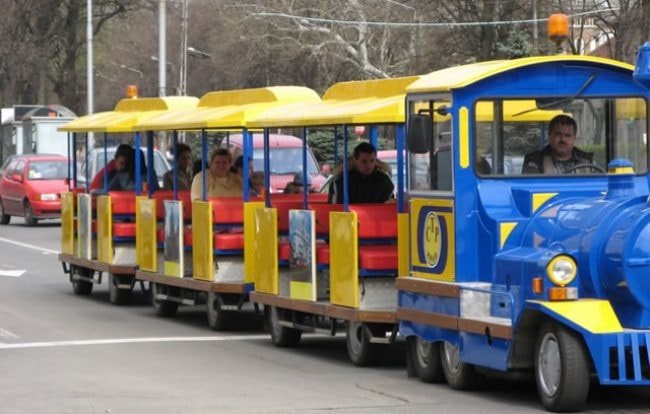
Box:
[209,148,232,178]
[232,155,254,177]
[291,172,311,191]
[352,142,378,176]
[250,171,265,194]
[548,115,577,161]
[174,143,192,171]
[114,144,133,172]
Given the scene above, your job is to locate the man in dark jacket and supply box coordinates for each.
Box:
[329,142,394,204]
[522,114,593,174]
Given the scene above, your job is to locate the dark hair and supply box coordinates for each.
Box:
[210,148,231,164]
[114,144,133,161]
[175,143,191,156]
[549,114,577,135]
[231,155,244,173]
[353,142,377,159]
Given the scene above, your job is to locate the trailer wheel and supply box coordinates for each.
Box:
[151,282,178,317]
[346,321,381,367]
[71,266,93,295]
[0,200,10,224]
[407,336,444,383]
[206,292,233,331]
[440,341,480,390]
[108,273,132,305]
[266,306,301,347]
[535,322,590,412]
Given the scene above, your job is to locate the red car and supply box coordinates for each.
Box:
[0,154,69,226]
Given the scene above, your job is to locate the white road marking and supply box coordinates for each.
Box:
[0,327,19,339]
[0,237,59,255]
[0,270,26,277]
[0,334,269,350]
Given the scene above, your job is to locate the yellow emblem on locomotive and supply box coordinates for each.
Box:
[424,211,442,267]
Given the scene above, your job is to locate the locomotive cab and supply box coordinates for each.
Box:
[398,55,650,412]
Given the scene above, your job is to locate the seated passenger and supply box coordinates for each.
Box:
[284,172,312,194]
[250,171,265,197]
[522,114,593,174]
[328,142,394,204]
[89,144,131,191]
[162,143,193,190]
[191,148,243,200]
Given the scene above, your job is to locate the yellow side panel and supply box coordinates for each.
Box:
[330,212,359,308]
[60,192,74,255]
[192,201,214,282]
[532,192,558,213]
[398,213,409,277]
[409,198,455,282]
[533,299,623,334]
[244,202,266,284]
[499,222,517,249]
[136,197,157,272]
[459,106,469,168]
[96,195,113,264]
[254,208,278,294]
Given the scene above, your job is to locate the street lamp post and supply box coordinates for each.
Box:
[86,0,94,150]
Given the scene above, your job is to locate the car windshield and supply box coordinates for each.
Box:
[252,148,319,175]
[28,160,67,180]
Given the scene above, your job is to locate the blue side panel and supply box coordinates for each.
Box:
[461,332,510,370]
[399,290,459,316]
[399,320,458,346]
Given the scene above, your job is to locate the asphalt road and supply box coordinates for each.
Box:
[0,218,649,413]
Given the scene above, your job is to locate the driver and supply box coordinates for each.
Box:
[522,114,593,174]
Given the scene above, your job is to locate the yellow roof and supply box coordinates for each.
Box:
[138,86,320,131]
[407,55,633,93]
[476,100,565,122]
[248,76,420,128]
[59,96,199,133]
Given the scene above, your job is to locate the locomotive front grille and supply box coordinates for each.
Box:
[604,332,650,384]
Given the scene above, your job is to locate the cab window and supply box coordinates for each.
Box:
[475,98,648,176]
[407,98,451,192]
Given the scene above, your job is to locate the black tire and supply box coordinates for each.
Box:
[0,200,10,225]
[151,282,179,317]
[346,321,382,367]
[206,291,233,331]
[23,201,37,226]
[407,336,444,383]
[70,266,93,295]
[535,322,590,412]
[108,273,133,305]
[266,306,301,347]
[440,341,480,390]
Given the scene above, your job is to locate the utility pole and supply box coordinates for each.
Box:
[179,0,189,96]
[158,0,167,97]
[86,0,94,150]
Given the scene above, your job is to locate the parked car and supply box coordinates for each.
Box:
[0,154,69,225]
[221,134,326,193]
[77,146,171,189]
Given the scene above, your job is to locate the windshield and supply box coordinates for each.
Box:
[252,148,319,175]
[475,98,648,176]
[28,160,67,180]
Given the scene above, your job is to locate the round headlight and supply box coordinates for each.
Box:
[546,255,577,286]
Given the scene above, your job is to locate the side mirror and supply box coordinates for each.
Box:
[407,114,432,153]
[12,173,23,183]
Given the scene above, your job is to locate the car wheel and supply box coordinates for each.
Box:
[23,201,37,226]
[0,200,10,225]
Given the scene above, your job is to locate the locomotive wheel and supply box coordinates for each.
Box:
[440,341,480,390]
[346,321,381,367]
[206,291,233,331]
[108,273,133,305]
[407,336,444,383]
[71,266,93,296]
[151,282,179,317]
[535,322,590,412]
[23,201,37,226]
[266,306,301,347]
[0,200,10,224]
